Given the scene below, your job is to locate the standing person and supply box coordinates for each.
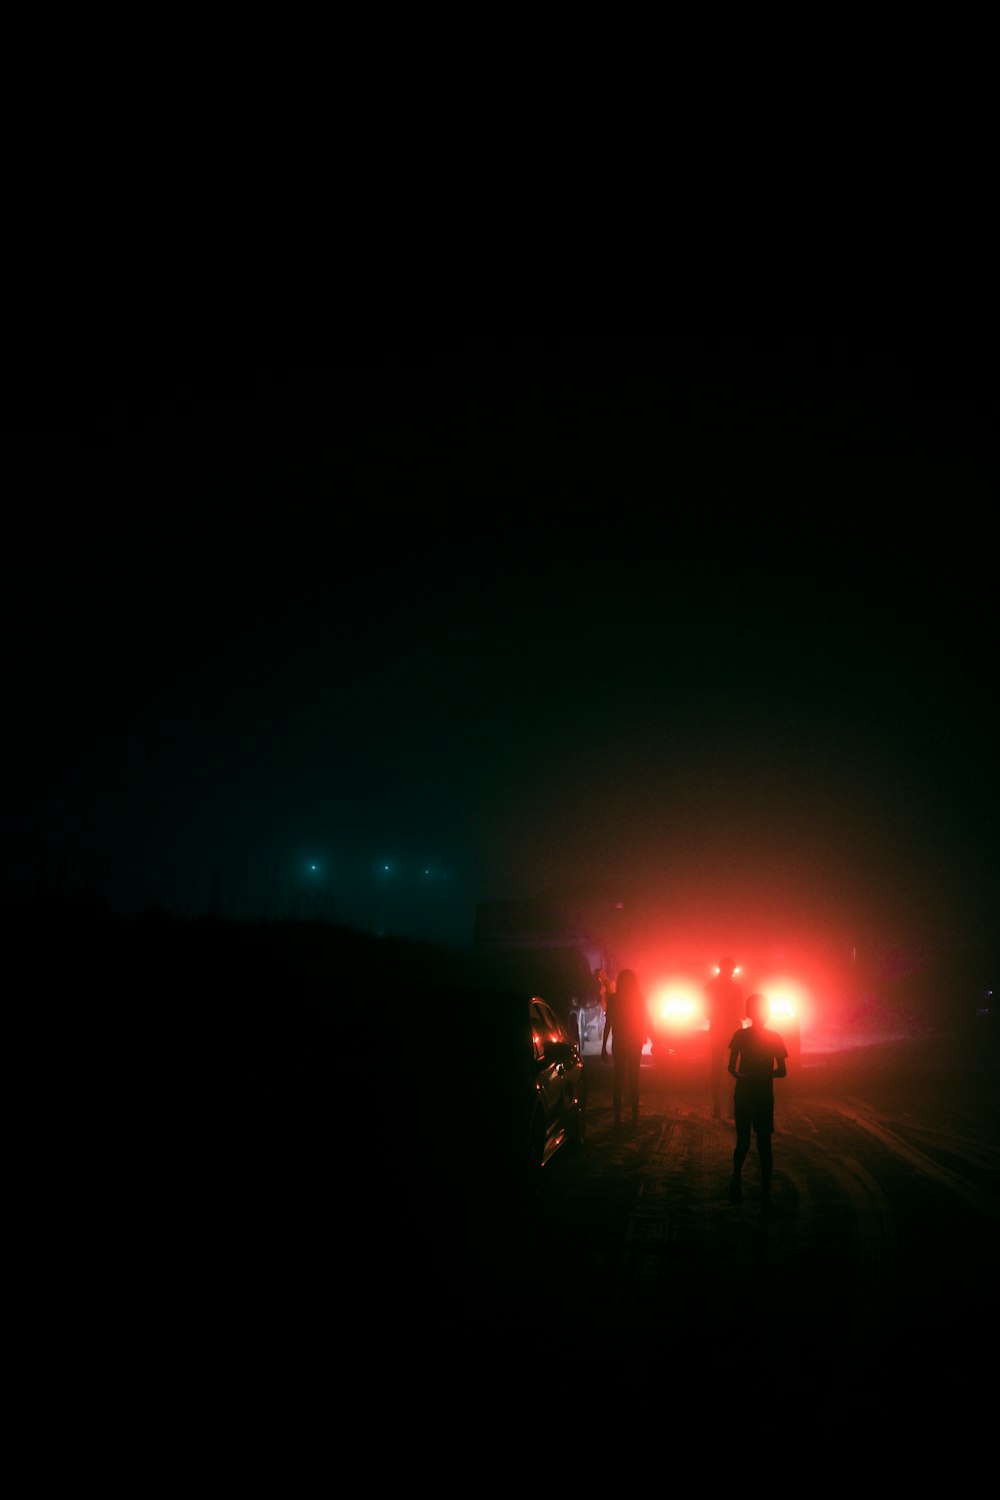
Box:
[727,992,788,1217]
[705,957,744,1119]
[601,968,650,1129]
[582,967,610,1055]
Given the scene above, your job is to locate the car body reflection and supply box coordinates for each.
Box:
[529,997,587,1170]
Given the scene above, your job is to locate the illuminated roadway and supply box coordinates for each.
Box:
[219,1005,999,1443]
[418,1022,1000,1425]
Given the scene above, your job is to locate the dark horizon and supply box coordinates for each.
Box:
[5,350,996,972]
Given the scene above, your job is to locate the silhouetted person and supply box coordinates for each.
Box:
[601,967,650,1128]
[705,956,744,1119]
[727,991,787,1217]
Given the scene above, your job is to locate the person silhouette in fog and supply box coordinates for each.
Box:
[727,992,787,1217]
[705,956,744,1119]
[601,968,650,1129]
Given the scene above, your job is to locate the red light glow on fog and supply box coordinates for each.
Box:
[758,976,812,1030]
[651,979,706,1029]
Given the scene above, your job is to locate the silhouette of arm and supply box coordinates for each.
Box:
[773,1032,788,1078]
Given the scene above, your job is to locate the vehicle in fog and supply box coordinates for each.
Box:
[647,975,710,1066]
[646,964,809,1067]
[764,988,803,1062]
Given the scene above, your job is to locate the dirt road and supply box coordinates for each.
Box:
[397,1025,1000,1427]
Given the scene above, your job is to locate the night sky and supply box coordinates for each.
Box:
[5,346,996,966]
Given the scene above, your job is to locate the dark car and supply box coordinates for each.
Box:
[528,997,587,1170]
[647,970,807,1068]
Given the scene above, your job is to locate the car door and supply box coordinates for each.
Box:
[529,999,575,1164]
